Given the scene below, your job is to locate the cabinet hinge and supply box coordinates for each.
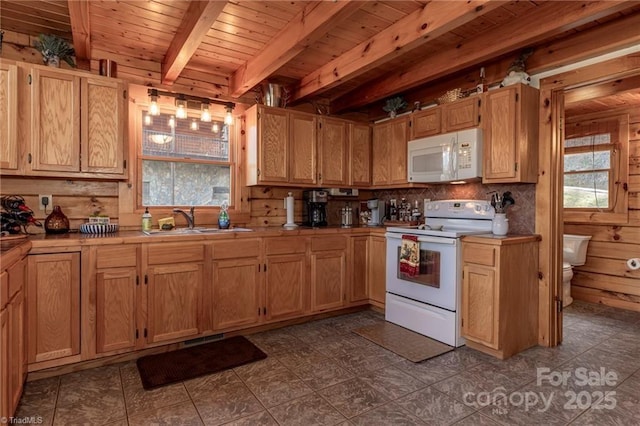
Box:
[28,74,32,85]
[123,90,127,99]
[556,296,563,313]
[515,93,519,102]
[144,274,148,284]
[319,122,322,129]
[461,318,464,327]
[264,263,267,272]
[409,120,412,128]
[27,153,32,164]
[136,275,139,286]
[136,329,139,339]
[258,307,261,316]
[478,114,481,124]
[123,159,127,169]
[257,168,261,176]
[263,307,267,315]
[478,99,481,108]
[144,328,148,338]
[515,162,518,172]
[258,264,261,272]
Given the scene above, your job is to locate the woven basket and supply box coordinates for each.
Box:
[436,88,476,105]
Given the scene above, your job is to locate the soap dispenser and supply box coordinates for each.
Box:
[142,207,152,231]
[218,201,230,229]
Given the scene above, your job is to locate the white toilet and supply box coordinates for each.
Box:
[562,234,592,307]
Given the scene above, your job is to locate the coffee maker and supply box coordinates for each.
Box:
[367,199,386,226]
[303,190,328,227]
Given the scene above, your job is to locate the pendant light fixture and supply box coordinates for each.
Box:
[224,105,233,125]
[190,119,199,131]
[148,89,160,116]
[175,95,188,119]
[200,102,212,122]
[212,122,220,133]
[147,89,235,126]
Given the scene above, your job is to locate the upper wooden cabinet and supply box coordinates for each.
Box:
[483,84,539,183]
[318,117,348,186]
[245,105,369,187]
[442,97,480,132]
[1,62,127,179]
[372,115,409,186]
[411,107,441,139]
[0,61,18,172]
[349,122,371,186]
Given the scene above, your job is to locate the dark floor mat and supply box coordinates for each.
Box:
[136,335,267,390]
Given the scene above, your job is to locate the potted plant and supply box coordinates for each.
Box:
[382,96,407,118]
[33,34,76,68]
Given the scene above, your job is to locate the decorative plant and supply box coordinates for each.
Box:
[33,34,76,67]
[382,96,407,117]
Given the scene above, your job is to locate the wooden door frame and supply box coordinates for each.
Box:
[536,52,640,347]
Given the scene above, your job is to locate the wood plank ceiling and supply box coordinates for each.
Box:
[2,0,640,116]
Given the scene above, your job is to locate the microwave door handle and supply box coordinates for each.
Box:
[451,136,458,179]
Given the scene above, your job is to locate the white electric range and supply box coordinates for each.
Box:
[385,199,495,347]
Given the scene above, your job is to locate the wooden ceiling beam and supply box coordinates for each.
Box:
[67,0,91,70]
[564,74,640,105]
[228,1,362,98]
[333,1,635,113]
[292,0,502,102]
[161,0,227,85]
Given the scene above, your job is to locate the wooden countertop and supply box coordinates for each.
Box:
[18,225,388,251]
[0,236,32,268]
[462,233,541,245]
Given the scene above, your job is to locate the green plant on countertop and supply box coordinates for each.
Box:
[33,34,76,68]
[382,96,408,118]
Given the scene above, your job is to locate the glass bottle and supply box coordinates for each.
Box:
[218,200,230,229]
[44,205,70,234]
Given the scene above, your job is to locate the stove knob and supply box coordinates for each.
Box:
[434,204,440,210]
[475,205,481,212]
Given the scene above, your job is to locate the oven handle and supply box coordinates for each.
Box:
[385,233,457,245]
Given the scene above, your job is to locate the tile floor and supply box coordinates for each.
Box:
[14,300,640,425]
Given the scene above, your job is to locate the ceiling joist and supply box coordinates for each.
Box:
[229,0,362,98]
[161,0,227,85]
[333,0,635,113]
[292,0,502,102]
[67,0,91,69]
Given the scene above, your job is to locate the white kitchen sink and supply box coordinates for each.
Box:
[142,227,254,235]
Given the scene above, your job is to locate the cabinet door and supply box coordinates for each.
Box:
[348,237,369,303]
[0,306,8,420]
[483,87,518,181]
[289,112,317,184]
[411,107,441,139]
[461,263,498,349]
[147,263,202,344]
[0,62,18,171]
[264,254,307,321]
[258,106,289,183]
[311,250,346,312]
[371,122,390,185]
[27,253,81,363]
[81,77,125,175]
[319,117,348,186]
[212,258,261,331]
[368,236,386,305]
[30,67,81,172]
[96,268,137,354]
[9,290,24,413]
[349,123,371,186]
[389,117,409,184]
[442,97,479,132]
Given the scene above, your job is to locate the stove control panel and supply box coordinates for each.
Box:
[424,200,495,219]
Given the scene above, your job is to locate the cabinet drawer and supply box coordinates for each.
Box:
[147,243,204,265]
[264,237,306,255]
[96,245,138,269]
[463,244,495,266]
[311,236,347,252]
[212,239,261,260]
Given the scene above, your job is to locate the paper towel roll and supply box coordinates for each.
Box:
[627,258,640,270]
[284,192,296,227]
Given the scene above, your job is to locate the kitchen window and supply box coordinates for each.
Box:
[138,110,233,207]
[563,114,629,223]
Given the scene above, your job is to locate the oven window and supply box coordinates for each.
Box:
[397,247,441,288]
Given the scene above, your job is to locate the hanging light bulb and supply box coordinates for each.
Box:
[200,102,211,122]
[212,122,220,133]
[144,113,152,126]
[224,104,233,125]
[175,95,188,119]
[168,115,175,128]
[148,89,160,116]
[190,119,199,131]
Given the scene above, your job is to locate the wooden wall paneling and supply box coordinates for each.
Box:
[248,187,304,227]
[571,286,640,312]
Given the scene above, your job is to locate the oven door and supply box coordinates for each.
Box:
[386,233,459,311]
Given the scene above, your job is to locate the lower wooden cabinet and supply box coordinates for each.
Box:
[264,253,307,321]
[96,267,137,354]
[1,272,10,420]
[212,258,261,330]
[27,252,81,365]
[368,235,387,307]
[348,236,369,304]
[310,236,347,312]
[461,235,539,359]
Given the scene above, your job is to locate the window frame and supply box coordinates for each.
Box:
[563,113,629,224]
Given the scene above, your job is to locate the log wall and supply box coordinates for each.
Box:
[566,110,640,311]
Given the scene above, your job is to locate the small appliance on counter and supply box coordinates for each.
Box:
[303,190,328,227]
[366,199,385,226]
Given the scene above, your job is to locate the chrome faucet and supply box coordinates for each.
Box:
[173,207,195,229]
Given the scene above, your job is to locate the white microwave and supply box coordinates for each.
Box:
[407,128,483,183]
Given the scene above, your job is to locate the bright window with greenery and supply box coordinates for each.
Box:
[563,115,628,222]
[139,110,233,207]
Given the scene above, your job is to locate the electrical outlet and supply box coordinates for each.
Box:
[39,194,52,211]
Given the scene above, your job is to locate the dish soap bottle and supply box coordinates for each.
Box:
[218,201,230,229]
[142,207,152,231]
